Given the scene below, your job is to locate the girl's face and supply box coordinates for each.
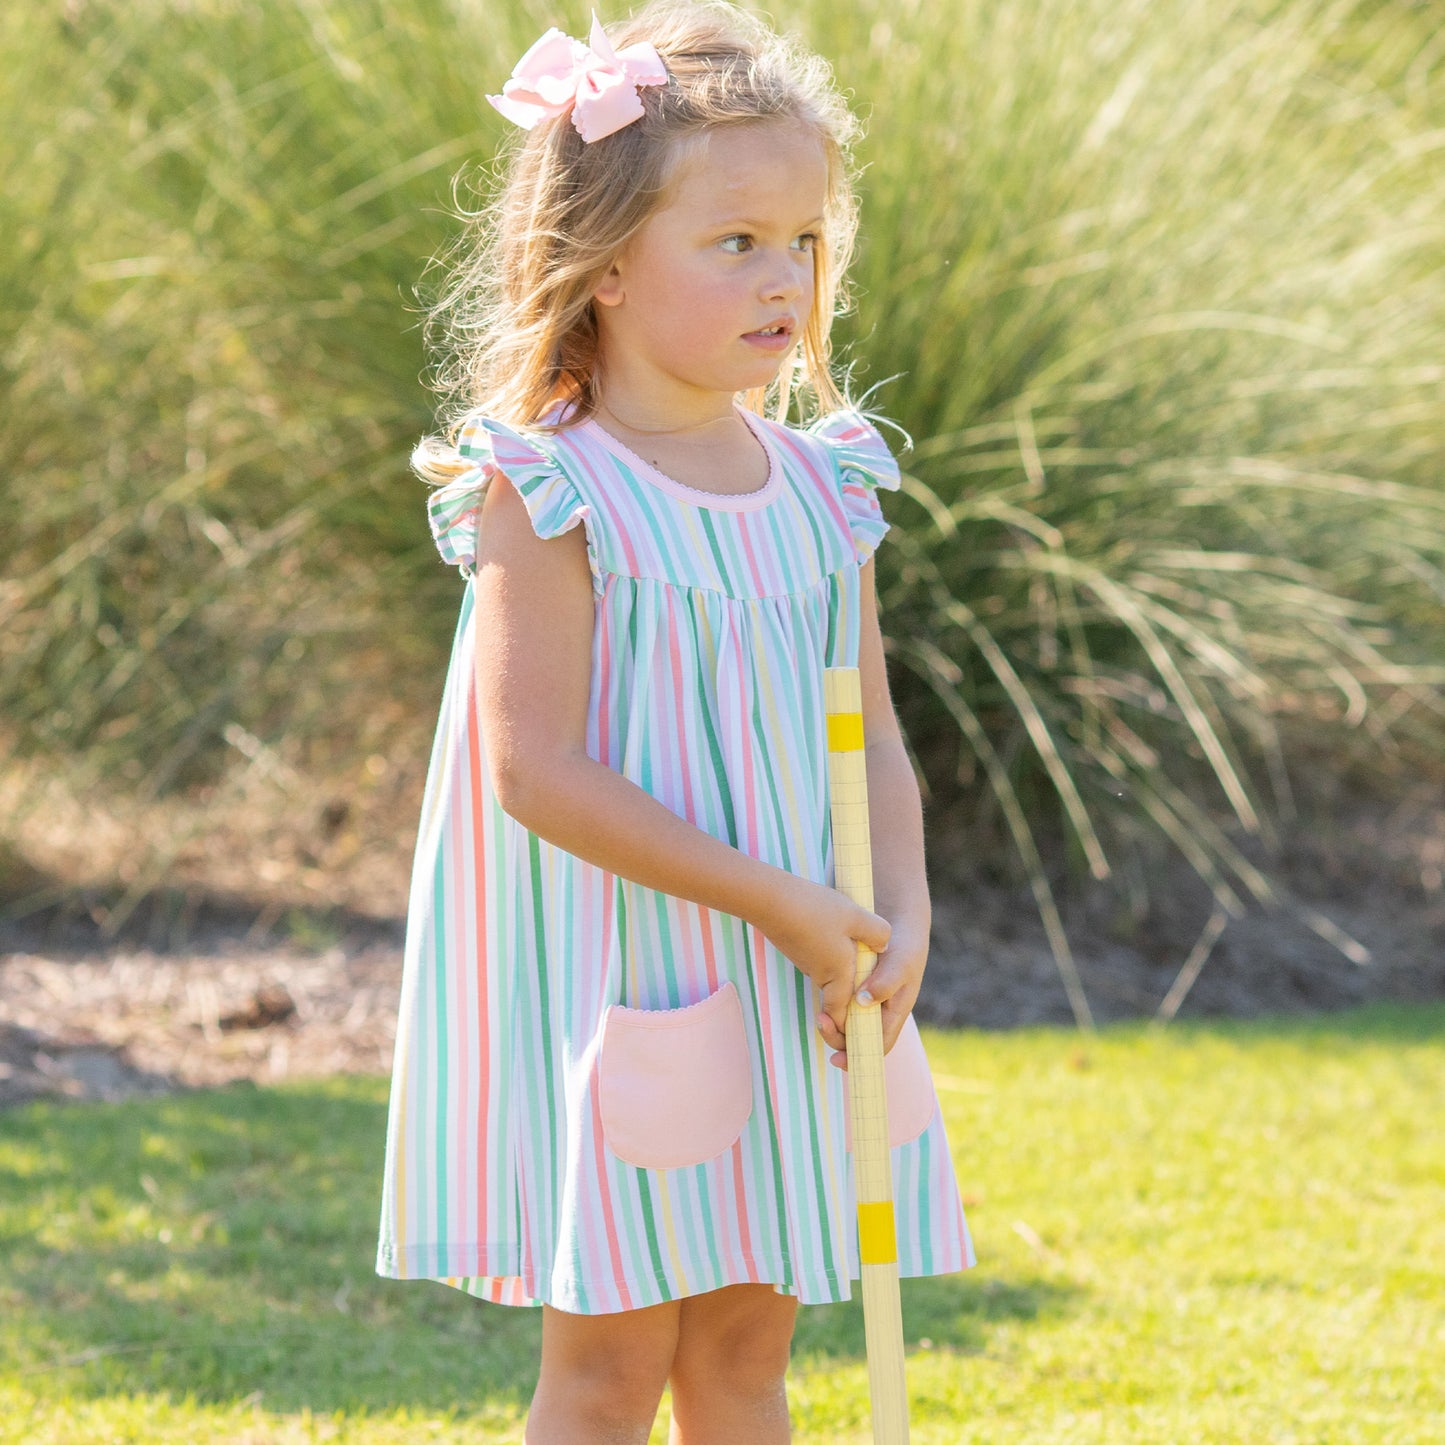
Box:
[592,121,828,423]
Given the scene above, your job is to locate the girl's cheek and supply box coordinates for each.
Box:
[683,275,739,313]
[660,263,723,306]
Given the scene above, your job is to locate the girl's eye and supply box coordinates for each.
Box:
[792,232,819,253]
[720,235,753,254]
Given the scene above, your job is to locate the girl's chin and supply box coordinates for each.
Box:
[734,348,797,389]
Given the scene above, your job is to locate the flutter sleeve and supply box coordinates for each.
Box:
[808,409,903,562]
[426,415,597,590]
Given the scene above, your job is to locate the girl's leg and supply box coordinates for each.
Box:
[666,1283,799,1445]
[526,1298,681,1445]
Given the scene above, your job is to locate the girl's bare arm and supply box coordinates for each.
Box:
[472,471,890,1035]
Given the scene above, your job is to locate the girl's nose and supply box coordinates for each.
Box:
[762,255,807,303]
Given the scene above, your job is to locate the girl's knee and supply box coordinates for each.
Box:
[672,1285,797,1387]
[536,1301,679,1417]
[566,1351,670,1416]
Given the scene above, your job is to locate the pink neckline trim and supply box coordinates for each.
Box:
[580,406,783,512]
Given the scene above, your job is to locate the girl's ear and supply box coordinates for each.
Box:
[593,263,625,308]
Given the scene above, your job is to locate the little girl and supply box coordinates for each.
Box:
[377,4,973,1439]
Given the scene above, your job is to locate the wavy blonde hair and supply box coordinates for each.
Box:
[414,0,862,483]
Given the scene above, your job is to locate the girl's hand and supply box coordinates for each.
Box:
[813,916,928,1070]
[757,875,891,1043]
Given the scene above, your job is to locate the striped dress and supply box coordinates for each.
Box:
[376,405,974,1314]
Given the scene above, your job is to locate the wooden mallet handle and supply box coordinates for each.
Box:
[824,666,910,1444]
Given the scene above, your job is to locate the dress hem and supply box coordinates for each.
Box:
[376,1241,976,1314]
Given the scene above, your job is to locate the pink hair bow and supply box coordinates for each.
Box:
[487,14,668,144]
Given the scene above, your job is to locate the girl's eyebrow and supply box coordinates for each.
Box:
[704,213,826,232]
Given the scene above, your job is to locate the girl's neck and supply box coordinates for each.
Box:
[594,395,739,441]
[589,396,771,499]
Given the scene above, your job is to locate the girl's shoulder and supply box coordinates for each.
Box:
[423,405,906,580]
[809,407,895,491]
[426,412,588,578]
[747,407,904,565]
[745,407,901,497]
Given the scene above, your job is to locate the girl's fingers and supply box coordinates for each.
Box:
[818,976,853,1037]
[821,1000,908,1065]
[858,910,892,955]
[815,1012,847,1059]
[882,984,923,1051]
[881,1006,907,1055]
[857,955,905,1006]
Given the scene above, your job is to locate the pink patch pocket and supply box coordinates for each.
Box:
[844,1014,939,1152]
[598,981,754,1171]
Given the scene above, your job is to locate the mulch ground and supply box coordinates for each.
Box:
[3,772,1442,1108]
[3,878,1440,1110]
[0,925,404,1108]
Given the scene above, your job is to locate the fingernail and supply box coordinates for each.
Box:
[857,989,874,1007]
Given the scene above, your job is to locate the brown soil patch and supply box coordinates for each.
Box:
[0,921,403,1108]
[2,755,1442,1107]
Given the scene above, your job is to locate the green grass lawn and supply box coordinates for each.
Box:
[2,1004,1440,1443]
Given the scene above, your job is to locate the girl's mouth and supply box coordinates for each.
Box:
[744,322,794,350]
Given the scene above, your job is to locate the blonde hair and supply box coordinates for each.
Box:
[415,0,862,483]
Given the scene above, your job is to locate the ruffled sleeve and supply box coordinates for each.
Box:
[426,415,596,589]
[807,409,902,562]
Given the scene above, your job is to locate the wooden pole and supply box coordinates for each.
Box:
[824,665,910,1444]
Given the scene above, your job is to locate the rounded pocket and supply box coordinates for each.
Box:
[845,1014,939,1152]
[598,981,753,1171]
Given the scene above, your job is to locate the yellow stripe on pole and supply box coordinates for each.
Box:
[827,710,866,753]
[857,1201,898,1265]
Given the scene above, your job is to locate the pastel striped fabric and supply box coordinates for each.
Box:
[376,407,974,1314]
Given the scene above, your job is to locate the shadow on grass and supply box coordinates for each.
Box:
[1,1078,1073,1419]
[1,1076,1082,1418]
[11,1002,1432,1416]
[793,1271,1079,1364]
[1,1080,539,1417]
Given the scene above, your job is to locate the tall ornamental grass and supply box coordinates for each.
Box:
[808,0,1445,1018]
[2,1,1442,1012]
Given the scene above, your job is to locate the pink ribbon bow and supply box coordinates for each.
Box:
[487,14,668,144]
